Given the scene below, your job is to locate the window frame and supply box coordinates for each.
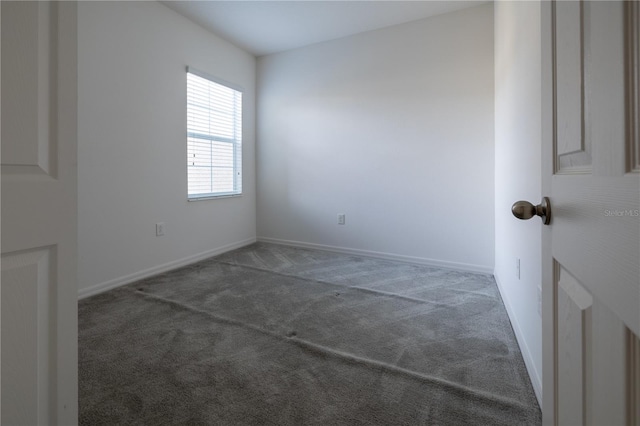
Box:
[186,66,243,201]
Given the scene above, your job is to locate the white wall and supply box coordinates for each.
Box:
[494,1,542,403]
[77,1,256,297]
[256,4,495,272]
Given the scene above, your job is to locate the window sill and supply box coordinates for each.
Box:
[188,193,242,202]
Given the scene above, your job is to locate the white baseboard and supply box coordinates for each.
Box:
[78,237,257,300]
[493,272,542,407]
[257,237,493,275]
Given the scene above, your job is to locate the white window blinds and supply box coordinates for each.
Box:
[186,68,242,199]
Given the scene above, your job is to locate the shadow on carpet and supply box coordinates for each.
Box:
[79,242,541,425]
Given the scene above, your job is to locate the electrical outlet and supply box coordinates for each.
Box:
[516,258,520,280]
[337,214,346,225]
[537,286,542,316]
[156,222,165,236]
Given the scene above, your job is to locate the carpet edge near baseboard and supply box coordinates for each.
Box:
[257,237,494,275]
[493,272,542,407]
[77,237,257,300]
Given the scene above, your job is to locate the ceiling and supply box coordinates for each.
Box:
[162,1,487,57]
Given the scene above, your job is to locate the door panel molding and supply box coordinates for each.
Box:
[627,0,639,173]
[0,1,58,178]
[556,265,593,425]
[628,330,640,425]
[543,1,639,423]
[1,1,78,423]
[553,0,592,175]
[1,246,55,425]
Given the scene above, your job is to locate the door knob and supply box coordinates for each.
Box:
[512,197,551,225]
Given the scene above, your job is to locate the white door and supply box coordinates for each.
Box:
[1,2,78,424]
[538,1,640,424]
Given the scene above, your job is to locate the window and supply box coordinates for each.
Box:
[186,68,242,199]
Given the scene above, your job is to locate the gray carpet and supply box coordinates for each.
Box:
[79,242,541,425]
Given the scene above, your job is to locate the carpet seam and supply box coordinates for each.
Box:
[209,260,460,309]
[129,287,536,416]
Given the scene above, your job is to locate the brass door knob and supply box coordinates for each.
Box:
[512,197,551,225]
